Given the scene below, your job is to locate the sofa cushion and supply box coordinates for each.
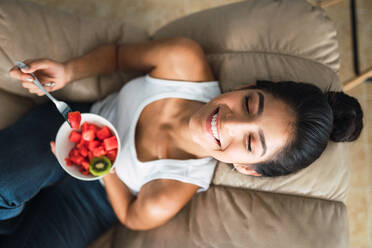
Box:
[0,0,148,106]
[87,227,114,248]
[154,0,340,74]
[153,0,348,202]
[108,186,348,248]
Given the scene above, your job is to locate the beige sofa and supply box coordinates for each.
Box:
[0,0,349,247]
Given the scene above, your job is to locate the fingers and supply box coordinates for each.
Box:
[20,59,51,73]
[9,59,61,96]
[50,141,56,156]
[21,81,55,96]
[43,82,56,87]
[8,59,51,80]
[8,66,34,81]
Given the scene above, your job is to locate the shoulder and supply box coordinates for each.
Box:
[149,37,216,82]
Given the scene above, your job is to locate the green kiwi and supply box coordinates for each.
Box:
[89,156,112,176]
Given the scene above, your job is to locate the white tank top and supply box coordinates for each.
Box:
[90,74,221,195]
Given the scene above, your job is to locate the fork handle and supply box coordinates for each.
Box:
[29,72,59,103]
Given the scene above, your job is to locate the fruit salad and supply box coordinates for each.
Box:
[65,112,118,176]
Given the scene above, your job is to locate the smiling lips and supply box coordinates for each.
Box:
[206,108,221,147]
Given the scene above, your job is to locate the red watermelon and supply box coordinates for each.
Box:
[69,131,81,143]
[68,112,81,129]
[65,121,119,176]
[106,149,117,161]
[96,126,112,140]
[103,136,118,151]
[82,129,95,142]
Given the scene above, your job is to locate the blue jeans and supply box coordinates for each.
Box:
[0,101,117,247]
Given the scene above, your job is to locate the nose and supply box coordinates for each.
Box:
[223,112,254,138]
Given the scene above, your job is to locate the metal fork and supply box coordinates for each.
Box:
[16,61,73,128]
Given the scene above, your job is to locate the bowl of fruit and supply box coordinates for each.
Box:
[55,112,120,180]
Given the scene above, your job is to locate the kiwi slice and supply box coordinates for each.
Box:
[89,156,112,176]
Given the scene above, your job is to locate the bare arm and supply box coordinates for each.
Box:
[102,172,134,223]
[124,179,199,230]
[10,37,215,96]
[103,171,198,230]
[64,37,215,84]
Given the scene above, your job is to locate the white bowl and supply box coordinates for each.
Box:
[55,113,121,181]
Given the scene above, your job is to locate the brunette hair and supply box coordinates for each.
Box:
[246,80,363,177]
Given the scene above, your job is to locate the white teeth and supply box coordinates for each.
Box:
[211,113,220,141]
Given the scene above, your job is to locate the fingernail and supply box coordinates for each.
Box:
[26,78,33,82]
[44,82,56,87]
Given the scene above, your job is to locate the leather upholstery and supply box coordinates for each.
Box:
[0,1,349,247]
[153,0,348,203]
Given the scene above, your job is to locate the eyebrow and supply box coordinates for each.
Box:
[257,92,264,115]
[259,129,267,157]
[257,92,266,157]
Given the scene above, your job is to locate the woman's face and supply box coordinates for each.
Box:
[189,88,295,175]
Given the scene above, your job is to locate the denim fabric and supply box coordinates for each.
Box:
[0,101,117,247]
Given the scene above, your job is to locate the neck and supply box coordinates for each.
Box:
[169,101,209,158]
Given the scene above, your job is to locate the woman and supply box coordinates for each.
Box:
[1,37,363,247]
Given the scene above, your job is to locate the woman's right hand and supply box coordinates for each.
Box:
[8,59,70,96]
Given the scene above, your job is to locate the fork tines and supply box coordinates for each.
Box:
[61,105,73,128]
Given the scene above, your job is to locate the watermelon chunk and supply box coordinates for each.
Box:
[96,126,112,140]
[88,140,100,151]
[76,139,88,149]
[69,131,81,143]
[106,149,117,162]
[81,160,90,170]
[88,124,100,133]
[69,148,80,158]
[70,155,84,165]
[103,136,118,151]
[88,151,94,161]
[78,145,89,157]
[82,129,95,141]
[68,111,81,129]
[65,158,73,166]
[80,167,89,175]
[82,122,90,133]
[92,146,107,157]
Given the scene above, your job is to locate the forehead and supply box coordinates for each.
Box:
[242,89,295,163]
[260,97,294,161]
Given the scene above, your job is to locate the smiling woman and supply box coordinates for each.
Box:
[189,83,294,167]
[187,78,363,177]
[3,34,363,247]
[234,80,363,177]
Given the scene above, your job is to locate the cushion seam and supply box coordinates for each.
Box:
[211,185,346,204]
[206,50,339,73]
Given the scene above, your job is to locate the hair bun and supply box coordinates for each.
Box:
[326,91,363,142]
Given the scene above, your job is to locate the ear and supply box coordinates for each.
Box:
[233,163,262,177]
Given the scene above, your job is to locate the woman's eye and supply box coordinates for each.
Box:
[247,135,252,152]
[245,96,250,113]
